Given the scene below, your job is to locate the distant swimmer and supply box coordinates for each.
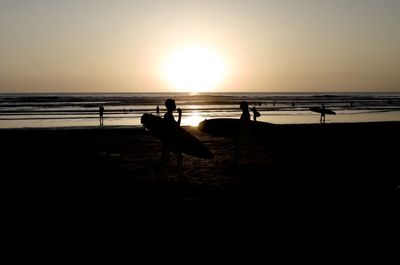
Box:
[99,104,104,126]
[251,106,261,121]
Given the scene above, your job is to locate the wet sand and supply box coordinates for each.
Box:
[1,122,399,262]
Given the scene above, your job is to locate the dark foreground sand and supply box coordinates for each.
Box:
[1,122,399,261]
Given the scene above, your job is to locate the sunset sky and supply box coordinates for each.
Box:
[1,0,399,93]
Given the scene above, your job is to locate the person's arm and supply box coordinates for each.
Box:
[177,108,182,126]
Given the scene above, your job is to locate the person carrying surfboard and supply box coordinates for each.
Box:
[309,104,335,123]
[162,99,183,174]
[164,99,181,126]
[251,106,261,121]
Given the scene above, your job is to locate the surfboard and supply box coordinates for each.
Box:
[198,118,276,138]
[309,107,336,115]
[141,113,213,159]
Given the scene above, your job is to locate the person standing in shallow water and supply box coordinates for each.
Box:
[162,99,183,174]
[234,101,251,163]
[99,104,104,126]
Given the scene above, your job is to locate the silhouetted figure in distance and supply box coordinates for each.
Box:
[251,106,260,121]
[156,105,160,115]
[234,101,251,164]
[162,99,183,175]
[320,104,326,124]
[99,104,104,126]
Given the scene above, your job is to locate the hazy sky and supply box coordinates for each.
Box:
[1,0,399,92]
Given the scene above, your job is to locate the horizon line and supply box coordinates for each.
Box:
[1,91,400,94]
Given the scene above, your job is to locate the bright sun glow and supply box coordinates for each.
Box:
[162,45,227,92]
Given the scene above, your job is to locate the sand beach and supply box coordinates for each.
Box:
[1,122,399,261]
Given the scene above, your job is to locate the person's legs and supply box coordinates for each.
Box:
[176,152,183,177]
[234,138,240,165]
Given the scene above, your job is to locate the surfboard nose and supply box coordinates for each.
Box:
[140,113,149,124]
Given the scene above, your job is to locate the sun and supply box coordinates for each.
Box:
[161,45,227,92]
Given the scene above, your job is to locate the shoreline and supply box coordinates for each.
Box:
[0,120,399,131]
[1,92,400,130]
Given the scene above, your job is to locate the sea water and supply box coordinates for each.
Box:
[0,92,399,128]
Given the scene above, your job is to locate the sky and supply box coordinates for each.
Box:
[0,0,399,93]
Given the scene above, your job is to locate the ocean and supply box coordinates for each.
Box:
[0,92,399,128]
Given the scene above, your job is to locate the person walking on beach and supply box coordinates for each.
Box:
[162,99,183,174]
[251,106,260,121]
[156,104,160,115]
[234,101,251,163]
[320,104,326,124]
[99,104,104,126]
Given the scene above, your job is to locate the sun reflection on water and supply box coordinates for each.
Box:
[184,112,204,127]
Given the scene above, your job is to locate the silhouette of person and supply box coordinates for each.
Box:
[320,104,326,124]
[162,99,183,174]
[234,101,251,163]
[156,105,160,115]
[99,104,104,126]
[240,101,250,122]
[164,99,182,126]
[251,106,260,121]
